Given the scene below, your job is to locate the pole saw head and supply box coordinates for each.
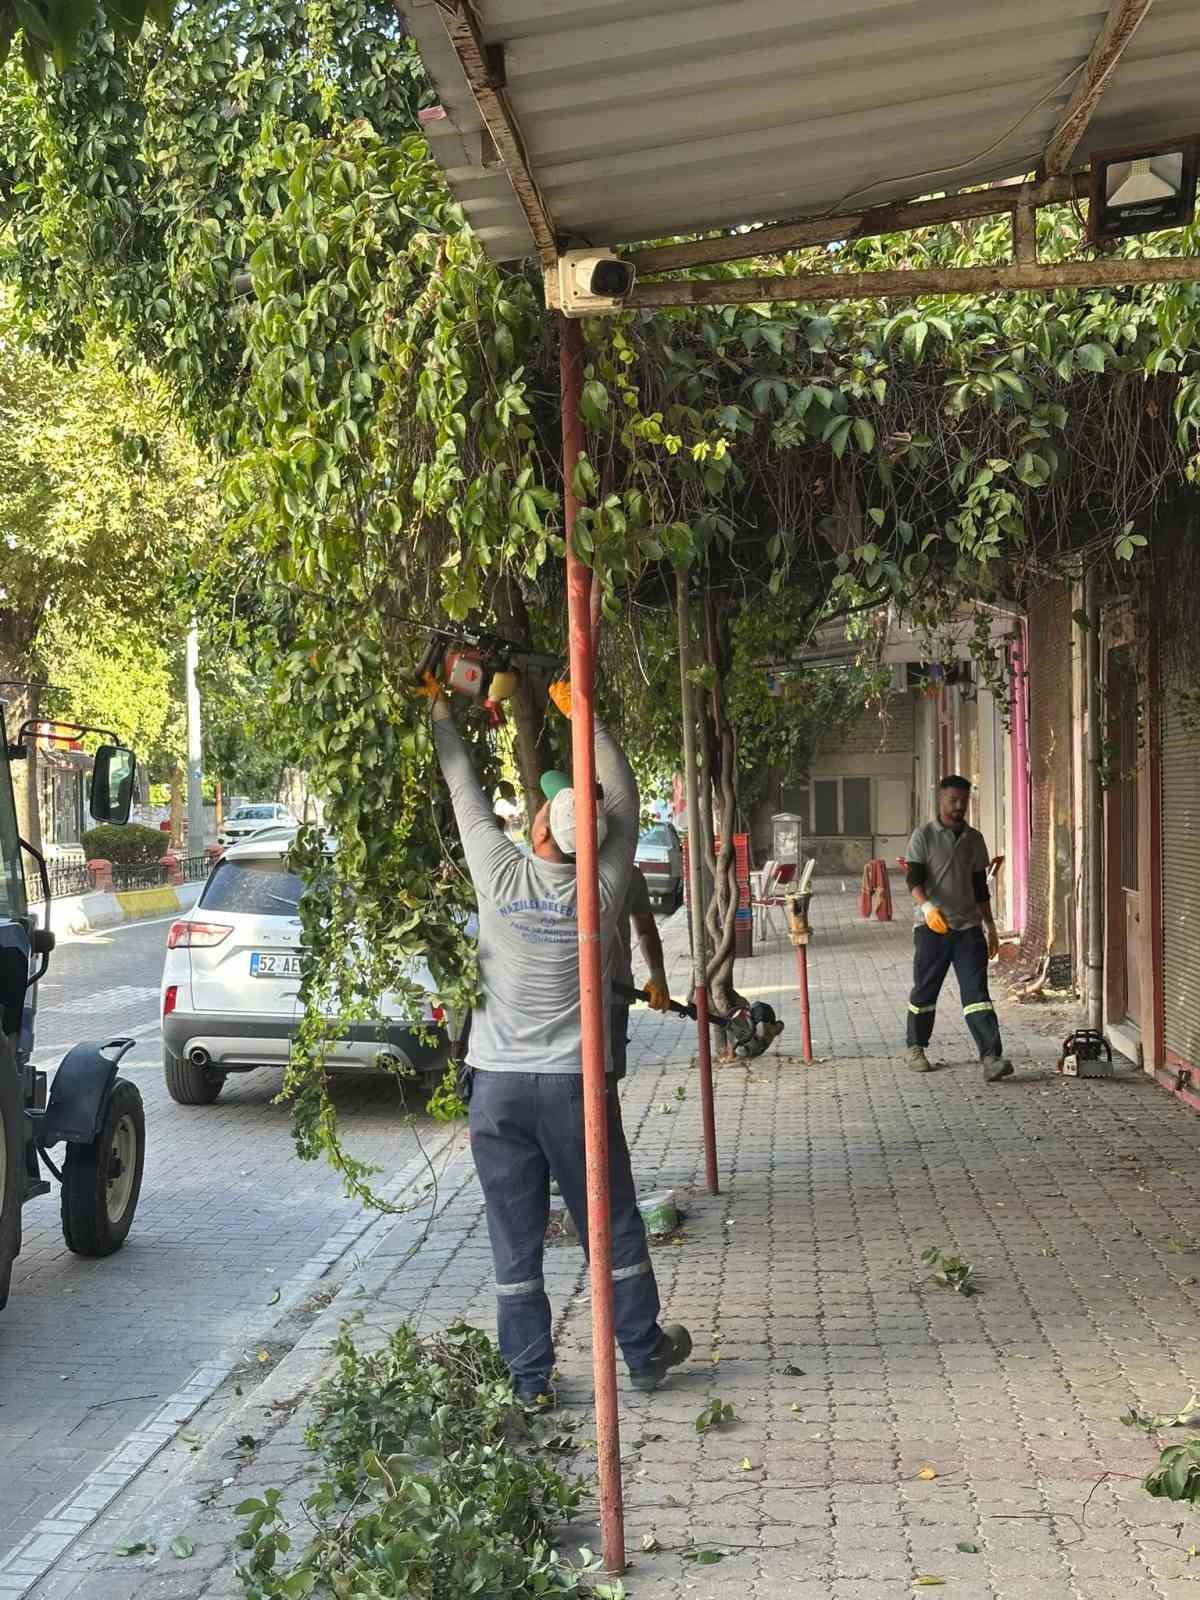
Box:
[722,1000,784,1059]
[613,981,785,1059]
[414,623,561,728]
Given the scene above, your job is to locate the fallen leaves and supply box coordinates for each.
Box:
[1121,1391,1200,1432]
[695,1398,736,1434]
[917,1464,938,1481]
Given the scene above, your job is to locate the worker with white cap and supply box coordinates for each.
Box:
[419,672,689,1405]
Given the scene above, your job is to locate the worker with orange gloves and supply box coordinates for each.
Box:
[418,668,691,1404]
[904,774,1011,1083]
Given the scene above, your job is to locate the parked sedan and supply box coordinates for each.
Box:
[159,837,449,1105]
[635,822,683,910]
[219,802,297,845]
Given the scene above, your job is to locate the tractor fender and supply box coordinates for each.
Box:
[40,1039,136,1147]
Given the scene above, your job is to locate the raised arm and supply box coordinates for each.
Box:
[430,696,515,892]
[595,718,639,865]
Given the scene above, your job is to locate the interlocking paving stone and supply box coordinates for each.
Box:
[26,883,1200,1599]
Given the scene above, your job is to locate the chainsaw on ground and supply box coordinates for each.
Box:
[1056,1028,1115,1077]
[414,622,563,728]
[615,981,784,1060]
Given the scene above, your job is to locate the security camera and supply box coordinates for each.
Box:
[556,249,636,316]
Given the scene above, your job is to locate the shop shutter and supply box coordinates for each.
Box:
[1161,696,1200,1067]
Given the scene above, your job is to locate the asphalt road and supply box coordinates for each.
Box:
[0,916,444,1561]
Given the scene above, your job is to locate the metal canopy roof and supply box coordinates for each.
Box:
[400,0,1198,267]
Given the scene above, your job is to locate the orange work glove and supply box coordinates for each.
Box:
[921,902,949,935]
[645,973,671,1013]
[548,679,572,717]
[414,670,442,701]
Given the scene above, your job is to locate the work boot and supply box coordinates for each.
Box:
[906,1045,932,1072]
[514,1378,557,1410]
[982,1054,1014,1083]
[629,1324,692,1393]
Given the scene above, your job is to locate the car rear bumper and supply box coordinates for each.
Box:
[636,865,681,901]
[162,1011,449,1074]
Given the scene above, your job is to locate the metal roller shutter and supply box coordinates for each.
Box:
[1161,696,1200,1067]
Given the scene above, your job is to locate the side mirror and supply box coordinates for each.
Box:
[90,745,137,825]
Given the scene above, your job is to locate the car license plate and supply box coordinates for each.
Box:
[250,952,303,978]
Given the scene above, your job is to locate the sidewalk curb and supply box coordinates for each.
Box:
[48,880,202,941]
[2,1123,468,1600]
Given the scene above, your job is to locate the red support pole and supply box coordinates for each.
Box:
[559,313,625,1577]
[795,943,814,1063]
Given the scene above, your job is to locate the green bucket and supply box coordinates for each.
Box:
[638,1190,679,1234]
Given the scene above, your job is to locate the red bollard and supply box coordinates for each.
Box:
[795,943,814,1064]
[787,894,814,1064]
[87,858,113,893]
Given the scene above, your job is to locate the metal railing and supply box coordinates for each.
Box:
[24,850,213,905]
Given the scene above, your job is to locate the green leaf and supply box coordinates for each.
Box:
[170,1535,196,1559]
[956,1541,980,1554]
[690,1550,725,1565]
[1076,342,1107,372]
[852,418,875,453]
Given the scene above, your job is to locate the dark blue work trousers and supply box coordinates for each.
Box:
[468,1069,662,1389]
[907,924,1003,1058]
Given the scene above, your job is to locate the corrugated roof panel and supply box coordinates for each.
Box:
[399,0,1200,263]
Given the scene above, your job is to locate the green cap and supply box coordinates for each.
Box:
[540,770,571,801]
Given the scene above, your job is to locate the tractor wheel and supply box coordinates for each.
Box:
[0,1034,23,1311]
[163,1046,225,1105]
[61,1077,145,1258]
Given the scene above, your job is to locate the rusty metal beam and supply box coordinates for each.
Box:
[627,177,1084,276]
[626,253,1200,309]
[428,0,559,267]
[1013,206,1038,265]
[1043,0,1156,177]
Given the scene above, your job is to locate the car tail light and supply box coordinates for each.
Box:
[639,860,668,872]
[163,984,178,1017]
[430,1005,445,1023]
[167,920,233,949]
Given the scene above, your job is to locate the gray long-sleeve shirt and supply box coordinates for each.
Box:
[432,715,638,1074]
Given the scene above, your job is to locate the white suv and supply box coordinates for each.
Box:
[159,837,450,1104]
[219,802,297,845]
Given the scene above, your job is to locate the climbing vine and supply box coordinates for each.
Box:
[7,7,1200,1188]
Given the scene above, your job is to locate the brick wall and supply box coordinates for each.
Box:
[830,692,915,756]
[1023,582,1076,974]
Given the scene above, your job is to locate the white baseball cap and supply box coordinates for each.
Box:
[548,785,608,857]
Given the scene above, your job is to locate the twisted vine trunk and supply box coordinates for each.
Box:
[700,591,742,1016]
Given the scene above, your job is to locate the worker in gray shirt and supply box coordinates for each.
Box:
[421,671,690,1404]
[905,774,1012,1083]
